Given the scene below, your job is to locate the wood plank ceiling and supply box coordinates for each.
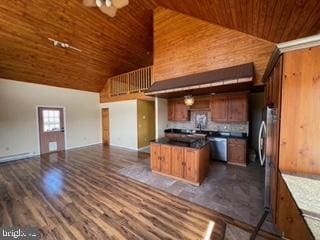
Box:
[0,0,319,92]
[155,0,320,43]
[0,0,156,92]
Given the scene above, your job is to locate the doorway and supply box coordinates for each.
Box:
[38,107,66,154]
[102,108,110,145]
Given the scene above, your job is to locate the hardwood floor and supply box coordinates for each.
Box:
[0,145,226,239]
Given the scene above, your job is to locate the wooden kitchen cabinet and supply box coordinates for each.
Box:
[276,175,313,240]
[210,96,228,122]
[150,143,209,185]
[171,146,185,178]
[211,93,248,122]
[228,138,247,166]
[167,100,190,121]
[150,143,161,171]
[168,101,175,121]
[160,145,172,174]
[228,95,248,122]
[184,148,199,182]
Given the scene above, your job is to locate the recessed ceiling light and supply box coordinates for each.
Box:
[211,92,216,95]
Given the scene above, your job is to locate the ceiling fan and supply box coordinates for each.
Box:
[83,0,129,17]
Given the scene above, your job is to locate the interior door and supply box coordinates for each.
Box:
[38,107,65,154]
[102,108,110,145]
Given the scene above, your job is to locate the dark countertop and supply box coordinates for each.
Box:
[151,137,209,149]
[164,128,248,140]
[281,173,320,239]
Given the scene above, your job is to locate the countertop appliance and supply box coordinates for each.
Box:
[208,137,227,162]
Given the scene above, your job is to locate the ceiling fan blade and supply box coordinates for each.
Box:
[83,0,97,7]
[99,5,117,17]
[112,0,129,9]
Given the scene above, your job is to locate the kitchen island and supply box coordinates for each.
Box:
[150,137,209,186]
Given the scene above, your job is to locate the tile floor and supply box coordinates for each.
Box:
[118,157,276,234]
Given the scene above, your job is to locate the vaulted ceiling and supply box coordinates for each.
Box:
[0,0,319,92]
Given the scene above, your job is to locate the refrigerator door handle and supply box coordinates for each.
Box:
[258,121,266,166]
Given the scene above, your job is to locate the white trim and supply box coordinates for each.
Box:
[36,105,67,155]
[66,142,102,150]
[263,34,320,81]
[0,152,36,163]
[109,143,139,151]
[138,145,150,151]
[277,34,320,54]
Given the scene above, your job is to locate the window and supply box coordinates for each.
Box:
[43,110,61,132]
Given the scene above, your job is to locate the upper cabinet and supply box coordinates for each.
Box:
[211,93,248,123]
[168,100,190,122]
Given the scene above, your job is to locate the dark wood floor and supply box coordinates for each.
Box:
[0,145,226,239]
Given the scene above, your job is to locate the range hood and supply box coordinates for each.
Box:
[145,63,254,98]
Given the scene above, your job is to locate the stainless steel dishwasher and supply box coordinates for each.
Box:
[208,137,227,162]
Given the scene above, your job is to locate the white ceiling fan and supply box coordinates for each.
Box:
[83,0,129,17]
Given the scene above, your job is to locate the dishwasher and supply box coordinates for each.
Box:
[208,137,227,162]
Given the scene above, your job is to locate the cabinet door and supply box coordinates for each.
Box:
[160,145,172,174]
[168,101,175,121]
[150,143,161,171]
[171,147,184,178]
[174,101,189,121]
[211,96,228,122]
[228,95,248,122]
[228,139,247,166]
[184,148,199,182]
[276,175,313,240]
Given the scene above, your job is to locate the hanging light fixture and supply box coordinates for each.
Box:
[184,95,195,107]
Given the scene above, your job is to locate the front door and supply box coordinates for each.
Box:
[102,108,110,145]
[38,107,65,154]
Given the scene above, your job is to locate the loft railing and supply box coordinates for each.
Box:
[107,66,154,97]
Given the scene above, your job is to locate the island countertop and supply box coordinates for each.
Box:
[150,137,209,149]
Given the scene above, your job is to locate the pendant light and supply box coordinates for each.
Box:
[184,95,195,107]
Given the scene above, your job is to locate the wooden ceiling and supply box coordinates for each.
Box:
[155,0,320,43]
[0,0,319,92]
[0,0,156,92]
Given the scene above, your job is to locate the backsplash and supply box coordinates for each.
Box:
[168,111,249,134]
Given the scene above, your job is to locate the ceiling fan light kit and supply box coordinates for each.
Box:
[83,0,129,17]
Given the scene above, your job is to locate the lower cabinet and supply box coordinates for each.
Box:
[228,138,247,166]
[276,174,313,240]
[150,143,209,185]
[171,146,184,178]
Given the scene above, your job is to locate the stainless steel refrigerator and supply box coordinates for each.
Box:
[258,105,280,217]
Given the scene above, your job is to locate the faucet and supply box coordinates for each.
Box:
[197,123,202,132]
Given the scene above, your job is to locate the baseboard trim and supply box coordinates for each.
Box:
[0,152,36,163]
[109,144,138,151]
[66,142,102,150]
[138,145,150,151]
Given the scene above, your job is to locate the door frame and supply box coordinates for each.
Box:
[101,108,110,145]
[36,105,67,155]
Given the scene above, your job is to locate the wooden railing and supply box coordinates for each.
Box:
[108,66,154,97]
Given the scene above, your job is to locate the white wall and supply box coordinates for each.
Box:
[155,97,168,138]
[0,79,102,159]
[101,100,138,150]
